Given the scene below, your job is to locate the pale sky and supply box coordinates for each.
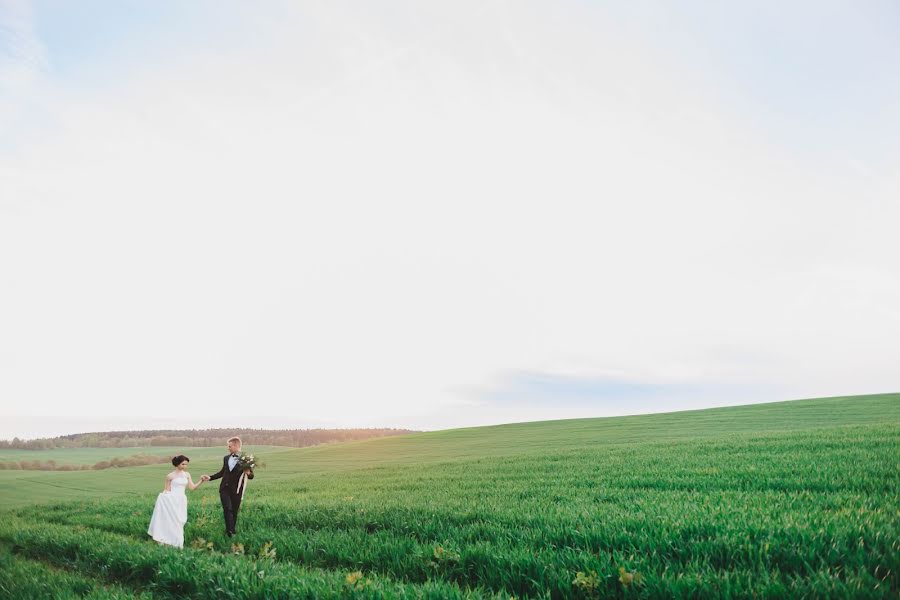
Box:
[1,1,899,439]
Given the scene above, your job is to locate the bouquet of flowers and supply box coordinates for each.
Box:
[236,451,257,498]
[238,452,256,473]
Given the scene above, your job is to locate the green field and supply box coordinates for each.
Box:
[0,446,293,510]
[1,393,898,598]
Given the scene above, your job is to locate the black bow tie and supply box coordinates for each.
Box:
[230,454,239,458]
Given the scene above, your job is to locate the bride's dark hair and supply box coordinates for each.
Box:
[171,455,189,467]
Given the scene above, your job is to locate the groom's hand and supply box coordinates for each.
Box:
[201,475,210,481]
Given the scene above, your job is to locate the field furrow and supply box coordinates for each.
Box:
[0,542,155,600]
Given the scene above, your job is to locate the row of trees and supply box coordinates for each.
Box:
[0,427,417,450]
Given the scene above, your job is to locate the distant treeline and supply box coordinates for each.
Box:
[0,428,417,450]
[0,454,170,471]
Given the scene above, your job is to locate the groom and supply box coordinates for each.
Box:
[202,436,253,537]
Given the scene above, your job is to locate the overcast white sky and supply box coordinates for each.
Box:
[1,1,899,439]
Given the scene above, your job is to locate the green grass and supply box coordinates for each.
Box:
[1,393,898,598]
[0,542,154,599]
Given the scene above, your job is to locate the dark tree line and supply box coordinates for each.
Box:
[0,454,170,471]
[0,428,417,450]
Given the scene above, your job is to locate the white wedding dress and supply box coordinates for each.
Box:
[148,474,188,548]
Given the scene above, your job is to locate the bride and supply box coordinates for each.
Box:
[147,454,206,548]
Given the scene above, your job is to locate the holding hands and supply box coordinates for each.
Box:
[200,475,210,482]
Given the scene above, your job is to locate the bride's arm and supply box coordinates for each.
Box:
[186,472,203,490]
[163,474,172,493]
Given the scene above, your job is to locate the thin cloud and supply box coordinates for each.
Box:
[0,0,47,127]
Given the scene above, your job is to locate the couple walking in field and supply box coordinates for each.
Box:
[147,436,254,548]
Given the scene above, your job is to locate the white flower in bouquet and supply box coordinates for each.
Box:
[238,452,258,472]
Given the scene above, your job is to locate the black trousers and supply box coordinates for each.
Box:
[220,489,242,535]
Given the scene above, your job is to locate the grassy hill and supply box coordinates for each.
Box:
[1,393,898,598]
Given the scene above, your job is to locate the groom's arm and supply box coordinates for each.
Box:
[207,457,226,481]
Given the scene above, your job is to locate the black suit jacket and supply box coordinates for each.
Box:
[208,454,254,493]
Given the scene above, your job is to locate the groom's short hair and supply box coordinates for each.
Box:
[228,436,242,446]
